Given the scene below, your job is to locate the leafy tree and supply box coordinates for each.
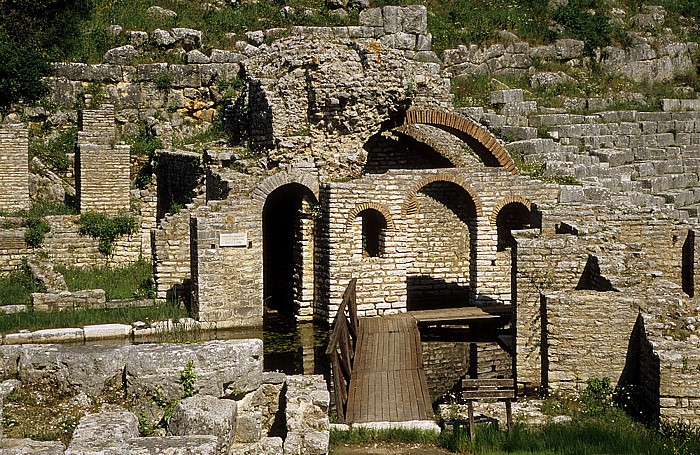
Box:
[0,41,51,110]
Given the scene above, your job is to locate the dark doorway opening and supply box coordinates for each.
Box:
[496,202,531,252]
[263,183,317,320]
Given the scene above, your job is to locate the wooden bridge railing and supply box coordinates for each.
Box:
[325,278,358,423]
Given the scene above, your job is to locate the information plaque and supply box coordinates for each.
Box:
[220,232,248,247]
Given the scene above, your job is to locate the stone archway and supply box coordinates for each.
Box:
[402,109,518,174]
[404,178,479,310]
[262,182,318,321]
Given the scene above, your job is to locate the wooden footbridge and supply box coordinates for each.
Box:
[327,279,515,424]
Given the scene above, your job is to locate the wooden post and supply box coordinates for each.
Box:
[467,400,475,440]
[505,400,513,432]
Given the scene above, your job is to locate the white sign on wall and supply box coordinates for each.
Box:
[220,232,248,247]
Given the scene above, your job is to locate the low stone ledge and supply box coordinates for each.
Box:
[0,438,65,454]
[125,435,219,454]
[230,437,284,455]
[30,327,84,344]
[125,339,263,401]
[65,411,139,454]
[0,305,27,314]
[83,323,133,341]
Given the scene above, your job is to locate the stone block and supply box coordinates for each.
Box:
[235,408,262,443]
[0,439,64,454]
[125,435,219,454]
[18,344,132,396]
[125,339,263,401]
[490,89,524,105]
[230,437,283,455]
[103,45,136,65]
[359,8,383,27]
[168,395,237,453]
[65,411,139,454]
[83,324,133,341]
[30,328,84,344]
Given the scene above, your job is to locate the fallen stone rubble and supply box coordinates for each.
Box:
[0,340,330,455]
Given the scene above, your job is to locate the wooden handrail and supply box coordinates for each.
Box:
[326,278,358,423]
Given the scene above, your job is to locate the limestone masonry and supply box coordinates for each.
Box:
[0,3,699,436]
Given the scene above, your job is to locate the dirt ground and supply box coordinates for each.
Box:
[330,442,454,455]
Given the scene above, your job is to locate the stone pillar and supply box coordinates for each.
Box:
[77,144,131,215]
[76,104,131,215]
[0,124,30,211]
[296,199,315,321]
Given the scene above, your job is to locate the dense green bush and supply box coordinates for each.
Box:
[554,1,612,54]
[76,212,137,256]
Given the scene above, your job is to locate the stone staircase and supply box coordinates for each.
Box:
[471,93,700,223]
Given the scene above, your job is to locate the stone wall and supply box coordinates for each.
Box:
[32,289,106,312]
[542,291,640,392]
[323,168,558,322]
[42,215,144,267]
[0,229,29,274]
[192,199,263,324]
[0,124,30,211]
[442,36,696,83]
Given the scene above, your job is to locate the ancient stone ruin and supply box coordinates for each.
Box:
[0,3,699,451]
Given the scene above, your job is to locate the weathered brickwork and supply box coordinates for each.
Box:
[0,124,30,211]
[42,216,143,267]
[0,229,29,274]
[77,105,131,215]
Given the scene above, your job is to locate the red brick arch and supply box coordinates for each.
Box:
[346,202,395,231]
[402,110,518,175]
[490,196,532,224]
[401,173,482,217]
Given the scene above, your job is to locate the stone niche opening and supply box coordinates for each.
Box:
[263,183,317,321]
[406,180,477,310]
[496,201,531,252]
[358,208,387,258]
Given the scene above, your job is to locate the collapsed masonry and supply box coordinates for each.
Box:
[0,5,699,426]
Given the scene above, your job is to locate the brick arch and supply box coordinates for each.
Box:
[402,110,518,175]
[490,196,532,224]
[393,125,476,168]
[252,170,320,203]
[346,202,396,231]
[401,174,482,217]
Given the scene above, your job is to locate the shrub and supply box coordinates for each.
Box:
[154,72,173,90]
[554,2,612,54]
[76,212,137,256]
[30,126,77,173]
[24,216,50,248]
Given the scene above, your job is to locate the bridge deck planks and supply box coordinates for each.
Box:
[345,315,433,423]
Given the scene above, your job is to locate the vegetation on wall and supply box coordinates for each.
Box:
[76,212,137,256]
[0,200,77,248]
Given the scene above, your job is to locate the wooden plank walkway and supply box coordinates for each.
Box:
[345,315,433,423]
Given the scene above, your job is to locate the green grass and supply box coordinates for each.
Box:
[0,301,186,334]
[0,263,46,306]
[438,411,700,454]
[55,258,154,301]
[330,427,440,445]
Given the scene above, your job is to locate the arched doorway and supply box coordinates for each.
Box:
[262,183,317,320]
[405,180,478,310]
